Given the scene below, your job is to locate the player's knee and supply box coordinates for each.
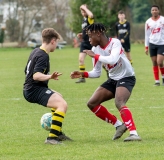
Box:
[61,100,68,110]
[115,100,124,110]
[56,101,68,112]
[157,62,163,67]
[87,100,96,110]
[48,97,68,112]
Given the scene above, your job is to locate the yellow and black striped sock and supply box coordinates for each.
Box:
[51,108,56,115]
[48,110,65,138]
[79,65,85,71]
[79,65,85,78]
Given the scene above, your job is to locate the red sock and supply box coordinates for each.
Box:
[120,106,136,131]
[91,105,117,125]
[153,66,159,80]
[159,67,164,76]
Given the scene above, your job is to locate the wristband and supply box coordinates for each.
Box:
[145,46,148,50]
[83,72,89,78]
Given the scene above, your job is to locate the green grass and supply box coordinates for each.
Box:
[0,45,164,160]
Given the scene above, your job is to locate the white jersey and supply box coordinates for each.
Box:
[87,38,135,80]
[145,16,164,47]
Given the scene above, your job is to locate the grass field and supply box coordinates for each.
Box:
[0,44,164,160]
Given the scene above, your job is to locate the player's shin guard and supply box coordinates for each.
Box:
[91,105,117,125]
[120,106,136,131]
[49,111,65,138]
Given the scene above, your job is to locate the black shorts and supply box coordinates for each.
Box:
[101,76,136,96]
[80,41,92,52]
[149,43,164,57]
[23,86,55,107]
[122,41,130,52]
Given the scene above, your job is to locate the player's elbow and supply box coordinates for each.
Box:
[95,72,101,78]
[33,72,40,80]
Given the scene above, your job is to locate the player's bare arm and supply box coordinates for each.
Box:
[33,72,51,81]
[83,50,95,57]
[145,48,149,55]
[120,39,125,43]
[33,72,62,81]
[80,4,93,18]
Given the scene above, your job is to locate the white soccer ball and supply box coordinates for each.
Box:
[40,113,52,131]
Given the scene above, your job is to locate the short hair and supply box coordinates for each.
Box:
[85,23,107,34]
[151,5,159,10]
[118,10,125,14]
[42,28,60,44]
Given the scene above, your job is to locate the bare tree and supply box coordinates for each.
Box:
[5,0,70,45]
[42,0,70,40]
[17,0,47,43]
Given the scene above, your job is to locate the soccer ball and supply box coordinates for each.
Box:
[40,113,52,131]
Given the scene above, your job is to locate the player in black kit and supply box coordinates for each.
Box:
[115,10,132,64]
[76,4,94,83]
[23,28,72,145]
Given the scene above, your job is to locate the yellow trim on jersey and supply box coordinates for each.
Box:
[88,17,94,24]
[43,69,46,74]
[119,20,127,24]
[40,46,48,53]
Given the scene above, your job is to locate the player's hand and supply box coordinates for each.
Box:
[80,4,87,10]
[145,49,149,55]
[70,71,82,79]
[77,33,82,39]
[83,50,95,58]
[120,39,124,43]
[51,72,62,80]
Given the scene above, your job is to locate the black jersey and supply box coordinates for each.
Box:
[115,20,130,42]
[24,48,50,90]
[82,16,94,42]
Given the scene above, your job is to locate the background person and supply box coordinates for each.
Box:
[76,4,94,83]
[145,5,164,86]
[115,10,132,65]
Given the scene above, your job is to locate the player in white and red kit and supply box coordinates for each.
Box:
[145,5,164,86]
[70,23,141,142]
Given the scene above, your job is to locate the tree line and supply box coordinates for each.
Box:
[1,0,164,45]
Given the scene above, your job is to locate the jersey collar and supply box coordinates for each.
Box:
[119,20,127,24]
[40,46,48,54]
